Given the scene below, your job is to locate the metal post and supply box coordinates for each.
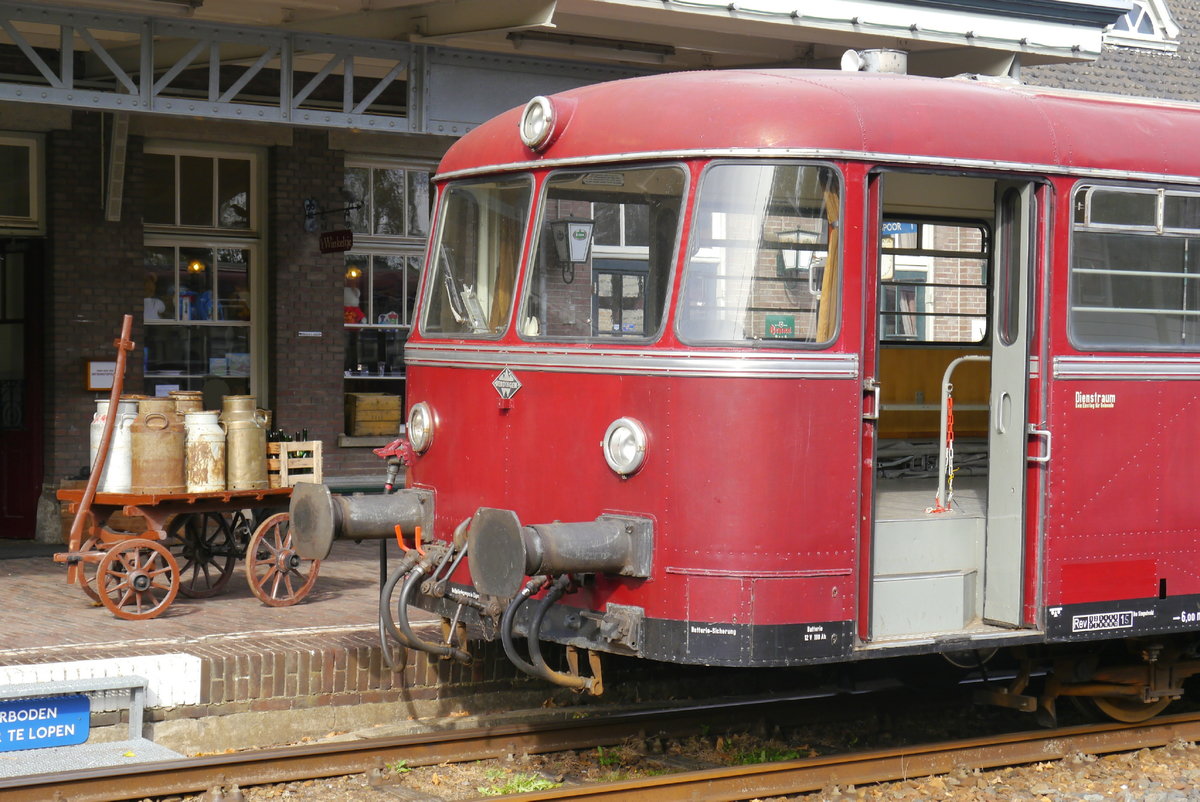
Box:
[933,355,990,511]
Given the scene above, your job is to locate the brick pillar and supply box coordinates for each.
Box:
[268,129,378,477]
[36,112,145,540]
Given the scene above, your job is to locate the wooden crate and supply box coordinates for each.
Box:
[267,441,323,488]
[344,393,402,436]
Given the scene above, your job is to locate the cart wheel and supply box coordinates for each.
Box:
[246,513,320,607]
[96,539,180,620]
[165,512,237,598]
[229,508,260,558]
[68,533,103,603]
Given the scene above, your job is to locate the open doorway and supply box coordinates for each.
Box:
[867,172,1035,643]
[0,239,44,539]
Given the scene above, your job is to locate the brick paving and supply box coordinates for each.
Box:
[0,538,395,656]
[0,538,535,754]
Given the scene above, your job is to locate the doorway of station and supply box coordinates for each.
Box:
[0,239,44,539]
[866,172,1034,643]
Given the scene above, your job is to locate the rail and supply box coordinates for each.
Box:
[5,694,1200,801]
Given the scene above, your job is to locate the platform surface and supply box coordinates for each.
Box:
[0,537,396,653]
[0,536,469,769]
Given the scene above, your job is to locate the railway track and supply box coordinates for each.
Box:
[3,698,1200,801]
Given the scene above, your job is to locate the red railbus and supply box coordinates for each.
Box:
[293,68,1200,723]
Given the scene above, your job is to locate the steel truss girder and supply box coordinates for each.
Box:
[0,1,415,131]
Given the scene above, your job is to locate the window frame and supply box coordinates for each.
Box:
[1068,180,1200,352]
[0,133,43,235]
[142,141,266,398]
[518,162,688,344]
[420,173,535,341]
[343,157,433,245]
[878,216,992,346]
[1104,0,1179,52]
[676,159,843,349]
[143,142,260,234]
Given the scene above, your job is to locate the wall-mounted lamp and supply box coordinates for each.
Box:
[187,259,207,273]
[345,266,363,280]
[549,218,594,284]
[304,197,363,233]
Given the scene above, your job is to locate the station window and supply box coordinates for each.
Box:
[143,144,262,402]
[1071,184,1200,350]
[879,220,989,344]
[342,159,433,426]
[678,162,838,345]
[1104,0,1178,52]
[0,133,42,234]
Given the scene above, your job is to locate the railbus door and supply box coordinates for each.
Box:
[982,181,1036,626]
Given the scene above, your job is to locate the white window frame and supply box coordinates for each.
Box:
[143,141,262,234]
[1104,0,1179,52]
[0,133,43,235]
[344,156,433,247]
[143,141,266,398]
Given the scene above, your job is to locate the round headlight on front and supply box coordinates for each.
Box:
[519,95,555,150]
[602,417,647,476]
[407,402,435,453]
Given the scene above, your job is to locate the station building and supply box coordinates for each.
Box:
[0,0,1129,541]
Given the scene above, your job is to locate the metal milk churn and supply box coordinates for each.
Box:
[130,396,186,494]
[221,395,268,490]
[170,389,204,416]
[184,410,226,493]
[89,397,139,493]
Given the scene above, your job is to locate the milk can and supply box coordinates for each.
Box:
[170,389,204,416]
[184,411,226,493]
[221,395,268,490]
[131,397,186,494]
[89,397,139,493]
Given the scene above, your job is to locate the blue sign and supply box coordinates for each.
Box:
[0,695,90,752]
[881,222,918,235]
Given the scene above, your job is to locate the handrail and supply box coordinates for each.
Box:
[932,355,990,512]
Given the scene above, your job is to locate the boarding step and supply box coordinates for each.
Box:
[872,569,979,639]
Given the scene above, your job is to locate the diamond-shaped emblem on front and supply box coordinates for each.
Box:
[493,367,521,400]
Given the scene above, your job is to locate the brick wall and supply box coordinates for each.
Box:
[267,128,380,478]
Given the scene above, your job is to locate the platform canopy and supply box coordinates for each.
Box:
[0,0,1130,131]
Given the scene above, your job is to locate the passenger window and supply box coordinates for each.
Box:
[1071,184,1200,350]
[879,219,989,344]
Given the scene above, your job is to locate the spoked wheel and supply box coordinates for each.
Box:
[165,512,237,598]
[69,533,103,603]
[245,513,320,607]
[1080,694,1172,723]
[96,539,180,620]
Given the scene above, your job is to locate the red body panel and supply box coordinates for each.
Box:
[409,365,861,625]
[438,71,1200,183]
[402,69,1200,663]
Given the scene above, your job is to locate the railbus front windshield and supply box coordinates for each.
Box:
[520,165,687,340]
[422,175,532,337]
[678,163,841,345]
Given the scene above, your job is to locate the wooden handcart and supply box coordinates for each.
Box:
[54,487,320,619]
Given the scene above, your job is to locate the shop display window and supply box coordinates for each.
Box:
[143,144,262,402]
[341,158,432,434]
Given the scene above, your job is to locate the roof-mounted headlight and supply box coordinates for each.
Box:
[602,417,647,476]
[519,95,556,151]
